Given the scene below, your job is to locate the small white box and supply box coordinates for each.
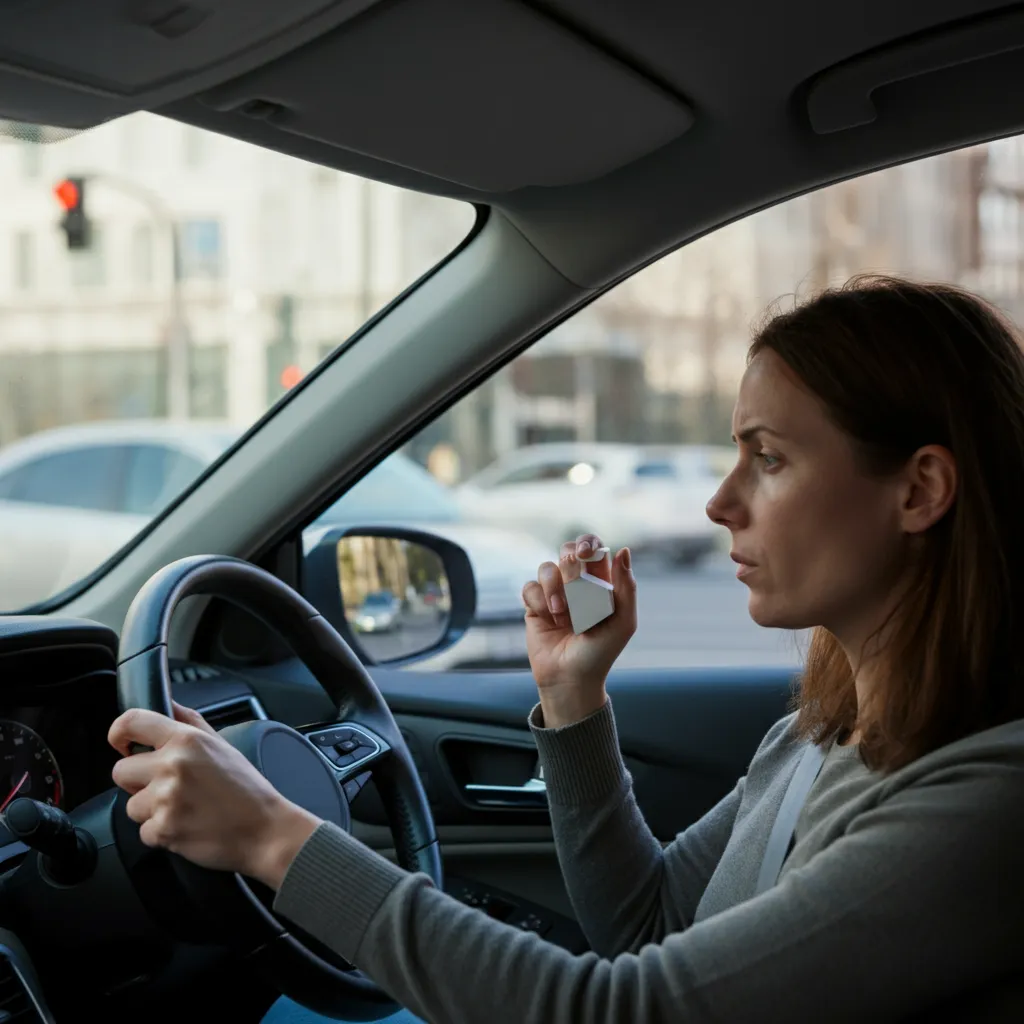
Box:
[564,549,615,634]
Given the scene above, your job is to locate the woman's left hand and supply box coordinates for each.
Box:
[108,702,320,889]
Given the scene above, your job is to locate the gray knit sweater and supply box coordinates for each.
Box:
[274,700,1024,1022]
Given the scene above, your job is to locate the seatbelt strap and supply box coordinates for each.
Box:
[754,741,827,896]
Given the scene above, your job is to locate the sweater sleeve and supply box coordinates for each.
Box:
[273,763,1023,1024]
[527,698,743,953]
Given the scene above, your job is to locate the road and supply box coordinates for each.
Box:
[357,610,451,663]
[362,554,810,671]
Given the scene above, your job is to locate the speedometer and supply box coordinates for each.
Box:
[0,720,62,811]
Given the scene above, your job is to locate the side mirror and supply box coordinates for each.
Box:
[303,525,476,666]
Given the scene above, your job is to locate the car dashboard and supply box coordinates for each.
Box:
[0,617,279,877]
[0,618,122,874]
[0,616,263,1022]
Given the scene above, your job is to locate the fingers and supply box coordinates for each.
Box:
[108,708,183,757]
[573,534,603,560]
[611,547,638,633]
[522,580,551,622]
[525,536,620,631]
[111,748,163,794]
[172,701,216,735]
[124,784,156,826]
[561,534,611,583]
[537,561,570,629]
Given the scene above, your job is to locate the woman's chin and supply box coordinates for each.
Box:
[746,593,805,630]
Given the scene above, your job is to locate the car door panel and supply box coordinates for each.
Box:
[241,661,793,783]
[236,660,794,840]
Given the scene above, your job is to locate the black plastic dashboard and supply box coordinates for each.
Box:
[0,618,122,862]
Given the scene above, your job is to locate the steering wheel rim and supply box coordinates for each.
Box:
[114,554,442,1020]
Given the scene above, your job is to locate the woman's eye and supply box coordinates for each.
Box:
[757,452,780,468]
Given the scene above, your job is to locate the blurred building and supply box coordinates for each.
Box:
[0,114,471,443]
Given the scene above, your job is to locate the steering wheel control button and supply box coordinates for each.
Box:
[305,724,382,774]
[343,772,371,803]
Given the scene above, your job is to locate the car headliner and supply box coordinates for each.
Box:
[2,1,1020,289]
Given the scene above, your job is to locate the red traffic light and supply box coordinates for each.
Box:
[53,178,80,211]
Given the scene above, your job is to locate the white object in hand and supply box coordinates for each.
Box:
[564,548,614,634]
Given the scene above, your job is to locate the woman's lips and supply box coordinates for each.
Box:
[731,554,757,580]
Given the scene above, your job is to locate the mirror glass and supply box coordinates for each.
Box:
[337,535,451,662]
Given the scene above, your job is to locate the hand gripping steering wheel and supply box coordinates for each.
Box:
[114,554,441,1021]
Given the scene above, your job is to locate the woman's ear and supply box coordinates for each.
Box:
[899,444,957,534]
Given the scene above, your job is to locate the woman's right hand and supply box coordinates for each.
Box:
[522,534,637,727]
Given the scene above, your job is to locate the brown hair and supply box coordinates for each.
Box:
[750,274,1024,771]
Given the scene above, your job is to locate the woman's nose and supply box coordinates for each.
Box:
[706,476,741,530]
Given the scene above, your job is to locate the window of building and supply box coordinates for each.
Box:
[179,219,223,279]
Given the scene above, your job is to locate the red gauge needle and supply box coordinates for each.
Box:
[0,771,29,813]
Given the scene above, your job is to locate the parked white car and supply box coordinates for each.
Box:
[0,420,552,669]
[455,442,728,565]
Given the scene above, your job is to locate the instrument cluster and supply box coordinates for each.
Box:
[0,696,120,846]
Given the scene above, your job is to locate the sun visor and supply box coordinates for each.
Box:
[0,0,379,127]
[196,0,695,192]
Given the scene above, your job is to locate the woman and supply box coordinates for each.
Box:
[108,275,1024,1022]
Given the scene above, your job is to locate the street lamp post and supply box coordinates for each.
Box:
[77,173,191,419]
[165,219,190,420]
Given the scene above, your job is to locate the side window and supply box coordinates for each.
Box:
[313,452,461,525]
[0,447,124,511]
[376,138,1015,672]
[123,445,206,516]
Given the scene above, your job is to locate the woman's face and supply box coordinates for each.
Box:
[706,349,909,644]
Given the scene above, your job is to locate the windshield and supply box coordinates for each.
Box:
[362,592,395,606]
[0,114,473,611]
[313,451,461,525]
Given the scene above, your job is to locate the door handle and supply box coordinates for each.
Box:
[464,776,547,807]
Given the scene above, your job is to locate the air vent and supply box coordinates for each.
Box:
[197,696,268,731]
[0,953,44,1022]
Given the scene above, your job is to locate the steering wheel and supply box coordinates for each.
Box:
[114,554,441,1021]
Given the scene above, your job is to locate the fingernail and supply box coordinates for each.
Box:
[577,540,591,555]
[550,594,565,614]
[622,547,632,570]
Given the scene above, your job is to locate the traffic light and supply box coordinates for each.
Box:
[53,176,90,249]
